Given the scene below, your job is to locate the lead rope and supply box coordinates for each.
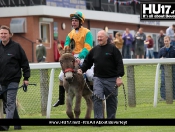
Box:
[121,84,127,110]
[84,79,127,110]
[0,83,37,95]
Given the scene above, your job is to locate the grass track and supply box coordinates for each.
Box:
[6,65,175,131]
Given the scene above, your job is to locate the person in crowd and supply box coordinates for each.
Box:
[158,30,165,51]
[166,24,175,46]
[158,36,175,101]
[113,32,124,54]
[122,28,133,59]
[134,28,146,59]
[144,35,154,59]
[35,39,47,62]
[77,30,124,119]
[0,25,30,131]
[53,11,94,107]
[108,33,114,44]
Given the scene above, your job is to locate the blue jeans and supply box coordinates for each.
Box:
[160,65,175,99]
[146,49,154,58]
[123,44,131,59]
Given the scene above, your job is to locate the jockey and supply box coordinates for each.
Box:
[53,11,94,107]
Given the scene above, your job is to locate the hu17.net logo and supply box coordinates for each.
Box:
[140,2,175,20]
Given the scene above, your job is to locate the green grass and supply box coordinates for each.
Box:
[6,65,175,131]
[8,126,175,132]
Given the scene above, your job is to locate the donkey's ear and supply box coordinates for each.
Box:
[64,46,69,51]
[58,44,64,55]
[64,46,72,53]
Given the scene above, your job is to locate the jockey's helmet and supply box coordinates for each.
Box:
[70,11,85,23]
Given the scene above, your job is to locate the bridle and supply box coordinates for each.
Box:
[63,68,75,74]
[60,53,79,83]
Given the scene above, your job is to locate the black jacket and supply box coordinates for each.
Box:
[81,43,124,78]
[0,40,30,85]
[158,35,165,50]
[158,45,175,58]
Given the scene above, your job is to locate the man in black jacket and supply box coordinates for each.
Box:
[158,36,175,100]
[0,25,30,131]
[77,30,124,119]
[158,30,165,51]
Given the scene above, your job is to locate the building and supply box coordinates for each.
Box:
[0,0,173,62]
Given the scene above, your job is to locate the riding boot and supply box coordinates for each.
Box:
[90,85,93,91]
[53,86,65,107]
[3,102,6,114]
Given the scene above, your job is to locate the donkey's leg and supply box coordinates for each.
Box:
[66,92,74,119]
[74,93,82,119]
[83,95,93,119]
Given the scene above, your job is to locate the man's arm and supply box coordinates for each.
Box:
[78,47,94,74]
[77,51,93,75]
[113,47,124,87]
[113,47,124,77]
[129,34,134,42]
[64,35,71,47]
[158,48,163,58]
[142,33,146,41]
[19,44,30,81]
[78,31,93,59]
[122,33,126,39]
[166,27,174,38]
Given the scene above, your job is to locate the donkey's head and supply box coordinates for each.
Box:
[58,45,76,83]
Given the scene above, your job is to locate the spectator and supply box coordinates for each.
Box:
[122,28,133,59]
[113,32,124,54]
[144,35,154,59]
[0,25,30,131]
[158,36,175,101]
[77,30,124,119]
[108,33,114,44]
[158,30,165,51]
[134,28,146,59]
[36,39,47,62]
[53,11,94,107]
[166,24,175,46]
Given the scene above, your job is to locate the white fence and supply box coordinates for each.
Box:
[1,59,175,118]
[31,59,175,118]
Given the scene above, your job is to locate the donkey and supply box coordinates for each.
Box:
[58,45,93,119]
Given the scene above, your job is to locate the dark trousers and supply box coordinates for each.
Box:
[1,82,19,119]
[0,82,20,130]
[160,66,175,99]
[93,77,118,119]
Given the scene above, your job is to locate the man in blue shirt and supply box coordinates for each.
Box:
[158,36,175,100]
[122,28,134,59]
[166,24,175,46]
